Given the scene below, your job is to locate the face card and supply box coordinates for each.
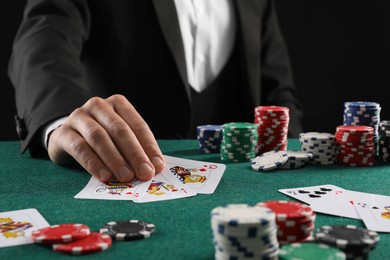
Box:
[354,202,390,232]
[163,155,226,194]
[74,177,151,200]
[134,168,197,203]
[0,209,49,248]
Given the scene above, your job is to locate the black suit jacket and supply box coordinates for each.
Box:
[9,0,302,154]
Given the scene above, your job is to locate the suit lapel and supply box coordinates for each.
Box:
[233,0,261,105]
[151,0,191,100]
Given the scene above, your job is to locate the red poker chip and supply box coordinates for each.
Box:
[336,125,374,133]
[256,200,313,221]
[53,232,112,255]
[32,224,90,244]
[255,106,289,112]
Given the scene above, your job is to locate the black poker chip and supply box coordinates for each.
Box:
[314,225,379,259]
[99,220,155,241]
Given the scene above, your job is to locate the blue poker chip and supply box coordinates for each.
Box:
[344,101,381,108]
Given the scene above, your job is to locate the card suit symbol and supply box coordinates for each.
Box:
[372,206,379,210]
[320,188,332,192]
[172,189,178,192]
[298,190,310,194]
[314,191,327,195]
[126,192,133,195]
[308,194,321,198]
[199,168,206,172]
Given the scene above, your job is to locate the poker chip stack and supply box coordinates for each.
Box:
[299,132,337,165]
[211,204,279,260]
[343,101,381,155]
[196,125,223,154]
[31,224,112,255]
[335,125,376,167]
[315,225,380,260]
[220,122,258,163]
[254,106,290,154]
[256,201,316,245]
[279,242,346,260]
[379,120,390,162]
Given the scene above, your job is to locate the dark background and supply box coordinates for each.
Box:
[2,0,390,141]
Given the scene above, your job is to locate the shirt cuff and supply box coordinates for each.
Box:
[42,116,68,150]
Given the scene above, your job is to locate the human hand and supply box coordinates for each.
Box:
[47,95,165,182]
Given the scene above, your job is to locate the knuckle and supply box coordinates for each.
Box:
[69,107,84,119]
[84,126,104,140]
[110,94,127,103]
[69,139,88,157]
[86,97,105,108]
[110,121,129,136]
[132,120,150,133]
[83,156,100,172]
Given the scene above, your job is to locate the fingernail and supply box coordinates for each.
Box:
[151,156,164,168]
[119,166,132,180]
[139,162,153,178]
[98,168,110,181]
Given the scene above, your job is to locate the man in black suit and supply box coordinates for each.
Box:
[9,0,303,183]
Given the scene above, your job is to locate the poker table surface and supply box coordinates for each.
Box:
[1,139,389,260]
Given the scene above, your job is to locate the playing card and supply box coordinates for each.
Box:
[355,202,390,232]
[279,184,390,220]
[0,208,49,248]
[74,177,151,200]
[278,184,360,219]
[278,184,346,204]
[163,155,226,194]
[134,167,197,203]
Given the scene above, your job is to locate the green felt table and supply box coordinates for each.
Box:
[0,140,389,259]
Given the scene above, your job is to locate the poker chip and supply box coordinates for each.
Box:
[335,125,376,167]
[197,125,223,154]
[254,106,290,154]
[31,224,90,244]
[343,101,381,156]
[99,220,155,241]
[251,150,288,171]
[211,204,279,260]
[315,225,380,259]
[300,132,337,165]
[279,150,313,169]
[279,242,346,260]
[256,201,316,245]
[53,232,112,255]
[220,122,258,163]
[379,120,390,162]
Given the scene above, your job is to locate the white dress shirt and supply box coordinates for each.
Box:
[43,0,236,148]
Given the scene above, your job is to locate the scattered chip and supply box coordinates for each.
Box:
[31,224,90,244]
[52,232,112,255]
[99,220,155,241]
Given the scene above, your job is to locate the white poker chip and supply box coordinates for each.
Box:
[299,132,335,141]
[251,150,288,171]
[284,150,313,161]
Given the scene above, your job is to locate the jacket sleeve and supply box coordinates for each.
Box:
[260,0,303,137]
[8,0,92,154]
